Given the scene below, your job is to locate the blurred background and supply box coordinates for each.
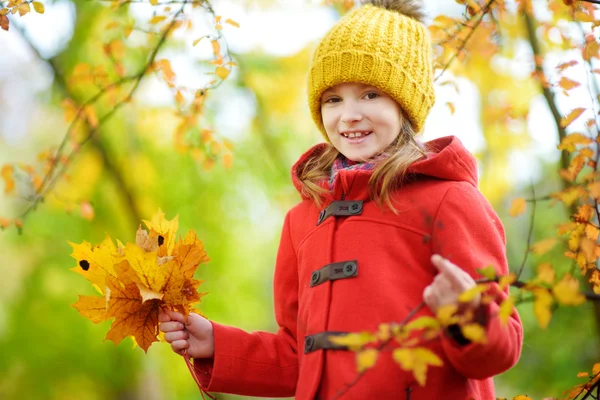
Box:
[0,0,598,399]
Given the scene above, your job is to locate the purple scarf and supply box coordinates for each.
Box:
[328,156,378,190]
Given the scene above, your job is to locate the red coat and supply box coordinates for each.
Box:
[194,136,523,399]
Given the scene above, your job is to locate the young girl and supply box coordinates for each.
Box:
[159,1,523,399]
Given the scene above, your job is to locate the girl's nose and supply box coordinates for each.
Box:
[340,103,364,124]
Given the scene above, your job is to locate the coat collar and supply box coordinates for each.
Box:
[291,135,478,205]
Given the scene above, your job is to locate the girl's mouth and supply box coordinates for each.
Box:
[341,131,372,144]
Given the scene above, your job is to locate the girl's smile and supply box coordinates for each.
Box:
[320,82,404,161]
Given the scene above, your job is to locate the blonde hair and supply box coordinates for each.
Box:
[298,116,427,213]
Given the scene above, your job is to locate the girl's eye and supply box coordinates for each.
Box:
[364,92,379,100]
[324,97,341,103]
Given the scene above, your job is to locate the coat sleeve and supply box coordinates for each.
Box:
[193,211,299,396]
[431,183,523,380]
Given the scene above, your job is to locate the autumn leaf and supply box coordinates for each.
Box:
[142,208,179,256]
[560,108,586,128]
[536,263,556,286]
[211,39,220,55]
[392,347,443,386]
[1,164,14,194]
[32,2,44,14]
[104,274,161,352]
[499,273,516,290]
[499,297,514,326]
[328,332,376,351]
[461,323,487,344]
[458,284,489,303]
[557,76,580,91]
[149,16,166,24]
[225,18,240,28]
[509,198,526,217]
[18,2,30,16]
[533,288,553,329]
[0,15,9,32]
[215,66,230,80]
[553,274,586,306]
[558,133,593,152]
[530,238,558,255]
[72,295,108,324]
[356,349,378,373]
[71,210,210,351]
[69,236,120,293]
[436,304,459,326]
[512,396,532,400]
[476,266,496,280]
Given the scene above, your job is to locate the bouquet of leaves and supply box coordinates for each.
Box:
[69,210,210,352]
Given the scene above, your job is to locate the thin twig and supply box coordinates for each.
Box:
[517,183,536,280]
[434,0,496,83]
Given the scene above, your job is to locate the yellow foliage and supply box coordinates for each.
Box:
[356,349,378,373]
[392,347,443,386]
[71,211,210,351]
[328,332,376,351]
[499,297,514,326]
[553,274,586,306]
[509,198,526,217]
[461,323,487,344]
[458,284,489,303]
[530,238,558,255]
[533,288,553,329]
[536,263,556,286]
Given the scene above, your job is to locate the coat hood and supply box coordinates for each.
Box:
[291,135,478,201]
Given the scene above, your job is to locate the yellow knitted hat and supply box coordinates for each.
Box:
[308,0,435,140]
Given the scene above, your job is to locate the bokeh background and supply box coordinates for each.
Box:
[0,0,598,399]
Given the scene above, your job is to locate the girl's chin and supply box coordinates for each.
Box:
[340,149,379,162]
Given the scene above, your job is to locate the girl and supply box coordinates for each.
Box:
[159,1,523,399]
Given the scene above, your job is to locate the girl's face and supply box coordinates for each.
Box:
[320,82,403,162]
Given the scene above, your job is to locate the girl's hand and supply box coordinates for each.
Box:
[158,310,214,359]
[423,254,480,313]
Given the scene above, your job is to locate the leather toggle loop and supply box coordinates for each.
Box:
[309,260,358,287]
[316,201,363,226]
[304,331,350,354]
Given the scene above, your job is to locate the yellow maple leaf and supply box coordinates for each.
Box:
[553,274,586,306]
[512,396,533,400]
[69,236,119,294]
[405,316,441,333]
[72,295,108,323]
[142,209,179,256]
[356,349,378,373]
[104,275,160,352]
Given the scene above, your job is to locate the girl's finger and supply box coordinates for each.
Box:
[431,255,469,291]
[158,311,170,323]
[159,321,184,333]
[164,330,189,343]
[171,339,189,353]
